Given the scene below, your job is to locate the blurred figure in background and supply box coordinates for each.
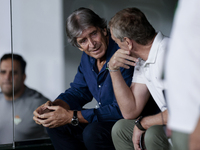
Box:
[165,0,200,150]
[0,53,49,144]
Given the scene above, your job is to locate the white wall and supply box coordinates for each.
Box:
[0,0,11,57]
[10,0,65,100]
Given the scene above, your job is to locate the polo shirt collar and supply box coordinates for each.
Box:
[145,32,164,64]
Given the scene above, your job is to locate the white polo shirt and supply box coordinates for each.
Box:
[132,32,169,112]
[165,0,200,133]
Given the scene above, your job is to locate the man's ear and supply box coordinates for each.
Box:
[78,47,84,52]
[23,74,26,82]
[102,28,107,36]
[124,37,133,50]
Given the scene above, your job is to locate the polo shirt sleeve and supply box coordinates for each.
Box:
[132,60,145,84]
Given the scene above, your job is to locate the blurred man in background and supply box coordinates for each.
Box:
[0,53,49,144]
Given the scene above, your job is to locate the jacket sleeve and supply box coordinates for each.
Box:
[56,64,93,110]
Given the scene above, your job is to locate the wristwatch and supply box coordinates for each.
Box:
[135,116,146,131]
[71,111,79,126]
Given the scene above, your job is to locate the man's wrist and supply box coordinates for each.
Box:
[71,110,79,126]
[106,62,120,72]
[135,116,146,131]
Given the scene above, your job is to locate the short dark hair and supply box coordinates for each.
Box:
[66,7,107,47]
[109,7,156,45]
[0,53,26,74]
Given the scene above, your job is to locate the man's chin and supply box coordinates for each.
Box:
[2,90,13,97]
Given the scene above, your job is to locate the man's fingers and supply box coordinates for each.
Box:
[46,105,59,111]
[45,101,53,106]
[33,116,42,125]
[33,106,56,128]
[115,52,138,66]
[41,119,55,128]
[134,143,141,150]
[115,57,137,69]
[33,116,38,123]
[119,53,138,63]
[36,115,53,127]
[118,49,138,60]
[33,110,39,116]
[126,55,139,62]
[123,59,137,67]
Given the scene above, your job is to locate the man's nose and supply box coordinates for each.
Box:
[5,72,12,80]
[88,38,96,48]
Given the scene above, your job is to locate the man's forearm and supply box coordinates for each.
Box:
[110,71,139,119]
[141,110,168,130]
[77,111,89,124]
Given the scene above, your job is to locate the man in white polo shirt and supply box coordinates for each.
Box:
[108,7,170,150]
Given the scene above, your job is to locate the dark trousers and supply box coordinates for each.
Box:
[46,122,116,150]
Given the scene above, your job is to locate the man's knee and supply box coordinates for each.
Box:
[83,123,100,142]
[46,125,72,138]
[145,125,169,150]
[83,123,110,144]
[112,119,127,138]
[112,119,135,150]
[112,119,134,141]
[46,127,55,136]
[82,122,115,150]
